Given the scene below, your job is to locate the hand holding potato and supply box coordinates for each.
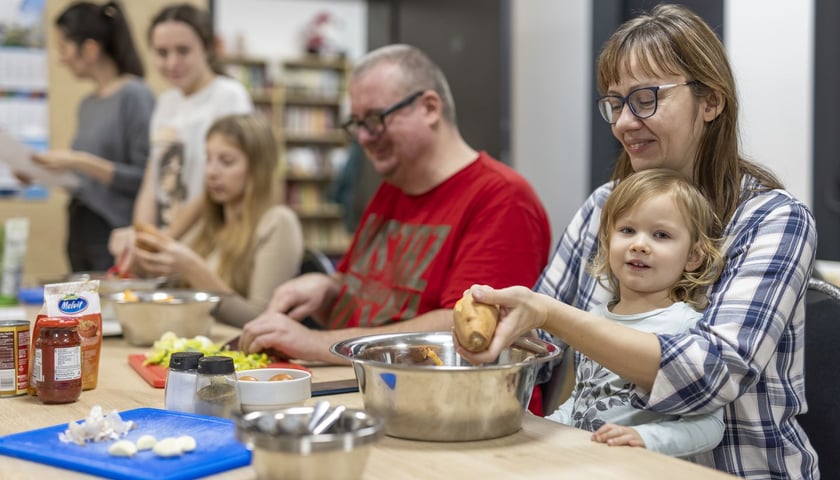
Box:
[453,291,499,352]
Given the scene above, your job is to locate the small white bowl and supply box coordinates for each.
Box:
[237,368,312,412]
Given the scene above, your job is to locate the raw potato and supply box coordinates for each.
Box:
[108,439,138,457]
[135,434,157,451]
[453,291,500,353]
[134,222,170,253]
[177,435,197,452]
[153,437,183,458]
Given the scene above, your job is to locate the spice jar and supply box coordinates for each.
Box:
[33,317,82,404]
[165,351,204,413]
[194,356,240,418]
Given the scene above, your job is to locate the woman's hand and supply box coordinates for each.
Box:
[31,150,79,172]
[239,310,334,362]
[455,285,554,364]
[133,232,197,277]
[591,423,646,448]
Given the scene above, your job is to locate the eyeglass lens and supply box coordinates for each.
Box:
[598,88,659,124]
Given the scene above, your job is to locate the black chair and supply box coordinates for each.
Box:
[299,247,335,330]
[300,247,335,275]
[799,277,840,477]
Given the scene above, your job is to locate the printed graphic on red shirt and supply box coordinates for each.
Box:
[328,214,451,328]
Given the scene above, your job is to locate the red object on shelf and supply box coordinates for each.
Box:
[127,354,311,388]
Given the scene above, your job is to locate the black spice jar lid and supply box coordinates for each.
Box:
[197,355,235,375]
[169,351,204,371]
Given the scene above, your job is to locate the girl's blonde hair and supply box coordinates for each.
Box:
[591,169,723,310]
[189,113,279,296]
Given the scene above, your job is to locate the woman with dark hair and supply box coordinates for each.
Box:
[108,3,253,267]
[28,0,154,272]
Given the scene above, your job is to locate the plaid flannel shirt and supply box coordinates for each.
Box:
[537,175,820,479]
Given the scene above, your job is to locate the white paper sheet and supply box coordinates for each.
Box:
[0,131,78,189]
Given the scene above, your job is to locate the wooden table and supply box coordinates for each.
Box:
[0,321,735,479]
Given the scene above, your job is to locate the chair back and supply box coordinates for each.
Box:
[299,247,335,275]
[799,277,840,477]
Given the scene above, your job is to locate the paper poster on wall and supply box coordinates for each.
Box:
[0,0,48,190]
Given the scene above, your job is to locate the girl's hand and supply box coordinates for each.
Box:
[591,423,646,448]
[454,284,553,364]
[133,233,196,277]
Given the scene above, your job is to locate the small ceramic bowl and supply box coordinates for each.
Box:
[237,368,312,412]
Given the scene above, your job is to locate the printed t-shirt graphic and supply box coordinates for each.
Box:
[329,215,450,328]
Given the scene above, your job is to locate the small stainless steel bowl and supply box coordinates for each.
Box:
[63,271,168,295]
[108,289,220,346]
[330,331,561,442]
[236,406,384,480]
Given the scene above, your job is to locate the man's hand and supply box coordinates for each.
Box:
[267,273,338,322]
[239,310,338,363]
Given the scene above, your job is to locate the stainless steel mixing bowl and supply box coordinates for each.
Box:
[108,289,220,346]
[236,406,384,480]
[330,331,561,441]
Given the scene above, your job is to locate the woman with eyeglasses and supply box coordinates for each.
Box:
[458,4,818,479]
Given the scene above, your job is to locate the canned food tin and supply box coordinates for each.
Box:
[0,319,30,397]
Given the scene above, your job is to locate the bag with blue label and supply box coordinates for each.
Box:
[28,281,102,396]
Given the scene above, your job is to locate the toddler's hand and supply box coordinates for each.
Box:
[591,423,646,448]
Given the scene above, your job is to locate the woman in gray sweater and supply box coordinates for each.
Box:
[32,1,155,271]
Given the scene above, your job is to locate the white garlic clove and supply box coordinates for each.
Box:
[177,435,197,452]
[135,434,157,451]
[152,437,182,457]
[108,439,138,457]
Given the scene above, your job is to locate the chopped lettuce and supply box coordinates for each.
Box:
[143,331,269,370]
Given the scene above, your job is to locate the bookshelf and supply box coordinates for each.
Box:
[281,56,352,256]
[222,56,283,131]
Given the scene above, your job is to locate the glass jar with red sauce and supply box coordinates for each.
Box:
[34,317,82,404]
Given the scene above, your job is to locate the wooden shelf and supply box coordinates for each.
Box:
[286,172,336,183]
[283,55,348,71]
[284,131,347,145]
[284,92,342,106]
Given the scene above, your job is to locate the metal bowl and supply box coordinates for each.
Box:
[330,331,561,441]
[108,289,220,346]
[236,406,384,480]
[64,271,168,295]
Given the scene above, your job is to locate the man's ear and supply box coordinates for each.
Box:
[420,90,443,125]
[702,90,725,122]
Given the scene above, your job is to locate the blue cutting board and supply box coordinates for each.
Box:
[0,408,252,480]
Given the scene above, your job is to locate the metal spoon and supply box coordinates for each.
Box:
[305,400,331,434]
[311,405,346,435]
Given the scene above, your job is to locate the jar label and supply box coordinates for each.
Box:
[53,346,81,381]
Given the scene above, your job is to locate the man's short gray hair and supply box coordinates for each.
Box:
[352,44,457,125]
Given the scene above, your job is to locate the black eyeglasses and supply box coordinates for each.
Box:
[596,81,696,124]
[342,90,425,138]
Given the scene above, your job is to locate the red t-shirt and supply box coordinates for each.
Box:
[329,152,551,329]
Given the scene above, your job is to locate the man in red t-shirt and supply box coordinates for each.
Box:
[240,45,550,373]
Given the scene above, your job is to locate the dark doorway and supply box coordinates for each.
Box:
[366,0,510,163]
[589,1,724,191]
[813,0,840,260]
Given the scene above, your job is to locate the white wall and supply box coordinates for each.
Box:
[512,0,815,245]
[511,1,591,242]
[726,0,814,206]
[215,0,367,78]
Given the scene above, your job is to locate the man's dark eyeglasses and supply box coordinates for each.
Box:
[342,90,425,138]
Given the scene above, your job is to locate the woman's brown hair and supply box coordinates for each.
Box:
[597,3,782,225]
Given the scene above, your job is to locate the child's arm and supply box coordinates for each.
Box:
[594,408,724,457]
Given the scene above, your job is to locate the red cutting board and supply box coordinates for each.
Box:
[128,354,311,388]
[0,408,251,480]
